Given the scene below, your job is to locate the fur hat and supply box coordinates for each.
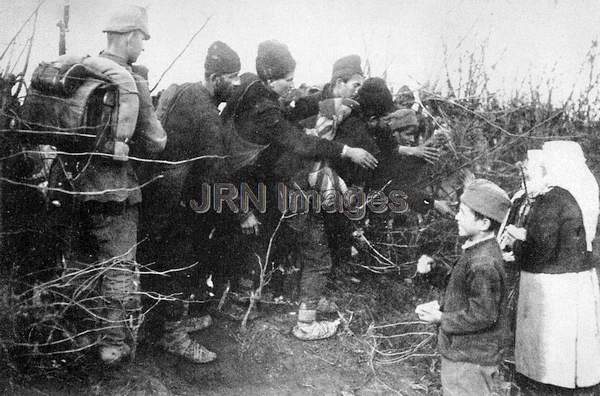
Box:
[460,178,510,223]
[204,41,241,77]
[256,40,296,82]
[356,77,394,118]
[331,55,363,82]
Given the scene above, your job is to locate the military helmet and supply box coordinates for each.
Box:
[103,5,150,40]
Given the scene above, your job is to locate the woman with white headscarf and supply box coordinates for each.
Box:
[510,141,600,395]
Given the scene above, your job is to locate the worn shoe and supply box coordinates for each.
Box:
[292,319,341,341]
[99,343,131,365]
[158,330,216,364]
[165,314,213,333]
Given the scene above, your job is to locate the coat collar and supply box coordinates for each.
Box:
[462,234,495,251]
[99,50,131,68]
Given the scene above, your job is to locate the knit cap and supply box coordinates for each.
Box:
[205,41,241,76]
[256,40,296,81]
[331,55,363,82]
[356,77,395,118]
[460,178,510,223]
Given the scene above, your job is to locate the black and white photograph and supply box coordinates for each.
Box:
[1,1,600,394]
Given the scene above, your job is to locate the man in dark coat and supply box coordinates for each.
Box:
[350,78,459,218]
[221,41,377,340]
[282,55,372,280]
[138,41,241,363]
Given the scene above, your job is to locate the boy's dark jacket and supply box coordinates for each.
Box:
[438,237,508,366]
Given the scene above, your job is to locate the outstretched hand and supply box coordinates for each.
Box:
[433,200,456,216]
[398,144,441,164]
[241,212,261,235]
[343,146,378,169]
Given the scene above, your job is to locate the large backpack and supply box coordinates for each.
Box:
[20,61,118,155]
[20,54,142,162]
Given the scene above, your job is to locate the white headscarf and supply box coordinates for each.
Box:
[542,141,599,251]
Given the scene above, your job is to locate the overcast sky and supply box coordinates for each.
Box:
[2,0,599,102]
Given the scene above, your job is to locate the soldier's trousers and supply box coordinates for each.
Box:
[63,201,141,349]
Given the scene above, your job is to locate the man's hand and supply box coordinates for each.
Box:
[241,212,261,235]
[433,200,455,216]
[342,146,378,169]
[502,251,516,262]
[415,300,442,324]
[398,144,440,164]
[319,98,359,121]
[504,225,527,241]
[499,225,527,250]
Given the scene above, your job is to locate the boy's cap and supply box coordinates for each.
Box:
[460,178,510,223]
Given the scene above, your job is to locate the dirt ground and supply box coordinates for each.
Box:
[2,268,516,396]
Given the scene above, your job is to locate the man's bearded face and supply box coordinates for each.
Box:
[213,72,240,103]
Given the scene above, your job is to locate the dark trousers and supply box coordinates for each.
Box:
[323,212,353,270]
[441,357,499,396]
[287,213,332,308]
[138,205,220,340]
[237,210,332,310]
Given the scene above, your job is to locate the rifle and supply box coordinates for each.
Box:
[57,0,70,56]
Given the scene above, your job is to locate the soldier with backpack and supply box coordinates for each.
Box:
[20,5,166,364]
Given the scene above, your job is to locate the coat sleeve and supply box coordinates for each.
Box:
[256,101,344,160]
[285,92,321,122]
[160,86,228,186]
[385,151,434,214]
[440,260,503,335]
[131,72,167,154]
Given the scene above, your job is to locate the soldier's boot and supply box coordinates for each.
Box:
[157,328,216,364]
[292,303,340,341]
[99,261,141,364]
[99,304,131,364]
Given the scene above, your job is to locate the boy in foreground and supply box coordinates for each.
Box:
[416,179,510,395]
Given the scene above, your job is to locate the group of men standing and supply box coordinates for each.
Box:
[23,5,448,365]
